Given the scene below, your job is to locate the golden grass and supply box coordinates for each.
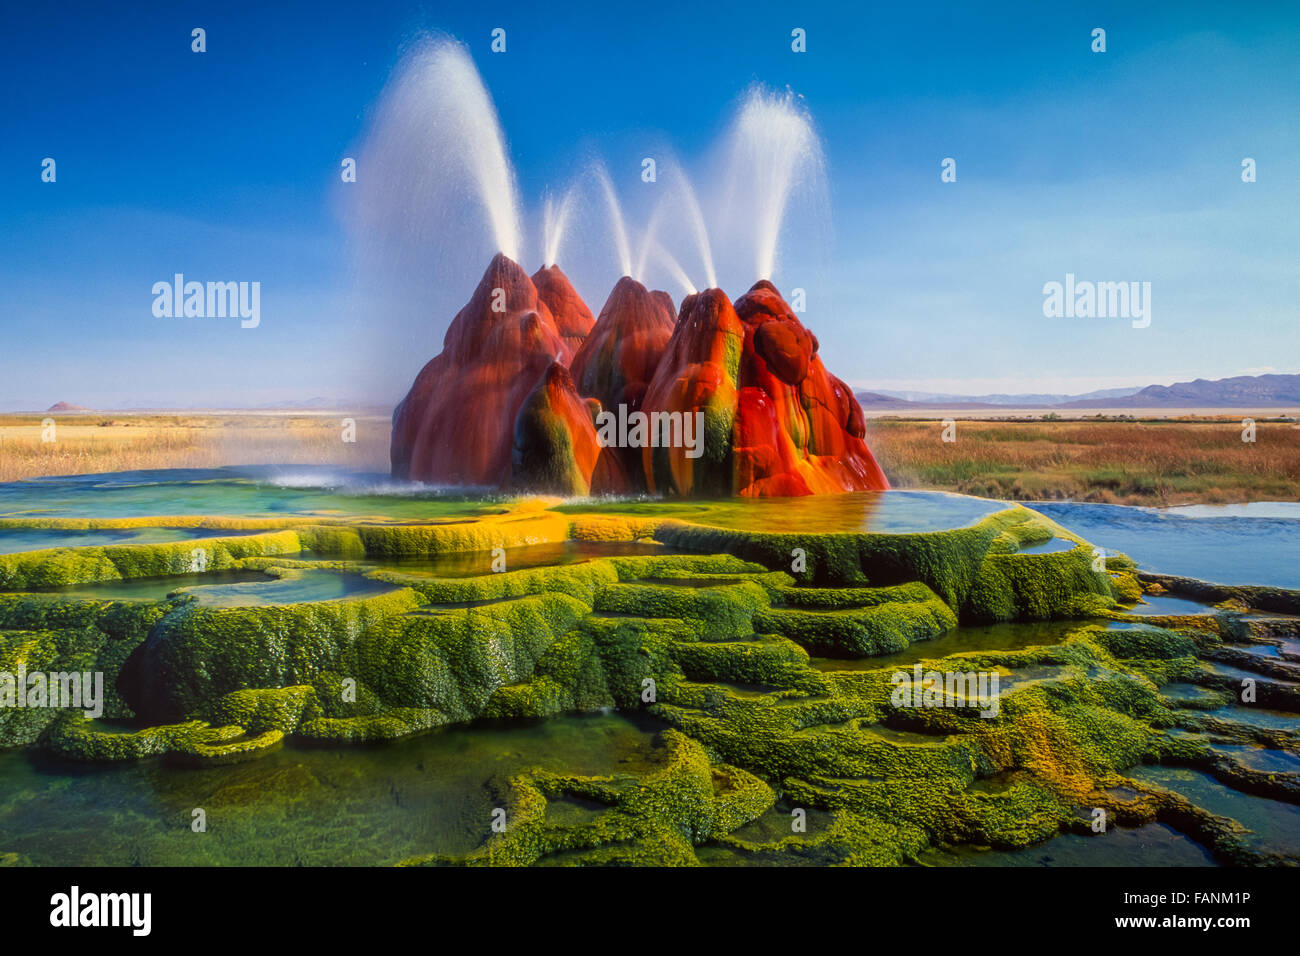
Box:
[0,413,390,482]
[865,417,1300,506]
[4,412,1297,506]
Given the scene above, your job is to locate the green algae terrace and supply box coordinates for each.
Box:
[0,478,1298,866]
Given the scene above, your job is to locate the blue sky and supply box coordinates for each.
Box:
[1,0,1297,409]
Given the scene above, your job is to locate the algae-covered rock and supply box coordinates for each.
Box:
[3,496,1285,868]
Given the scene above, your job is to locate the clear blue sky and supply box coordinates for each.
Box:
[2,0,1297,409]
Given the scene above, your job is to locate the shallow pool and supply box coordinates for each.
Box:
[1032,501,1300,589]
[1128,764,1300,856]
[185,571,398,607]
[0,467,504,522]
[0,712,667,866]
[18,569,277,602]
[556,490,1008,534]
[919,823,1216,867]
[0,526,262,555]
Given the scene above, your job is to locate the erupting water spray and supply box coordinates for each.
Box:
[357,36,523,263]
[594,161,634,279]
[353,32,827,323]
[644,239,698,298]
[667,158,717,290]
[719,88,825,282]
[542,189,576,268]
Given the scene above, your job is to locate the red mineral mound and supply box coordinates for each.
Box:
[391,260,888,497]
[641,288,744,496]
[731,280,888,495]
[390,253,568,484]
[531,264,594,362]
[567,276,676,482]
[568,276,676,414]
[511,361,626,495]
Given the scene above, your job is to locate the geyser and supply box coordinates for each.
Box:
[719,88,826,281]
[635,157,717,291]
[542,191,575,269]
[361,32,876,496]
[356,35,522,263]
[594,161,634,280]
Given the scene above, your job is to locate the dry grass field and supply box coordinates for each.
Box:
[2,411,1297,507]
[0,412,390,483]
[865,416,1300,506]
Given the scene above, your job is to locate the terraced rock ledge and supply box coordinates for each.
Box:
[1,500,1297,866]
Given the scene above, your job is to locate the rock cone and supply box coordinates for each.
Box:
[391,260,889,496]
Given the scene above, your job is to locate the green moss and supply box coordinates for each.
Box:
[964,548,1117,623]
[209,685,318,734]
[133,586,424,720]
[45,715,206,760]
[595,580,768,641]
[0,530,303,590]
[3,499,1263,865]
[352,513,570,558]
[400,729,773,867]
[757,588,957,658]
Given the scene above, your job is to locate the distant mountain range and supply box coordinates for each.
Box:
[1061,374,1300,408]
[858,373,1300,410]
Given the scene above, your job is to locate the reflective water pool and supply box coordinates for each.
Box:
[0,713,666,866]
[1032,501,1300,589]
[1128,764,1300,856]
[185,571,398,607]
[556,490,1008,533]
[919,823,1216,867]
[0,526,262,555]
[0,467,503,521]
[17,569,276,602]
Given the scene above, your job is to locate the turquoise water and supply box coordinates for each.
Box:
[1033,501,1300,589]
[1128,765,1300,856]
[1203,661,1299,687]
[185,571,398,608]
[0,467,504,521]
[0,526,261,555]
[1211,744,1300,774]
[1125,595,1217,616]
[4,568,395,607]
[555,489,1007,533]
[1204,704,1300,732]
[20,569,276,602]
